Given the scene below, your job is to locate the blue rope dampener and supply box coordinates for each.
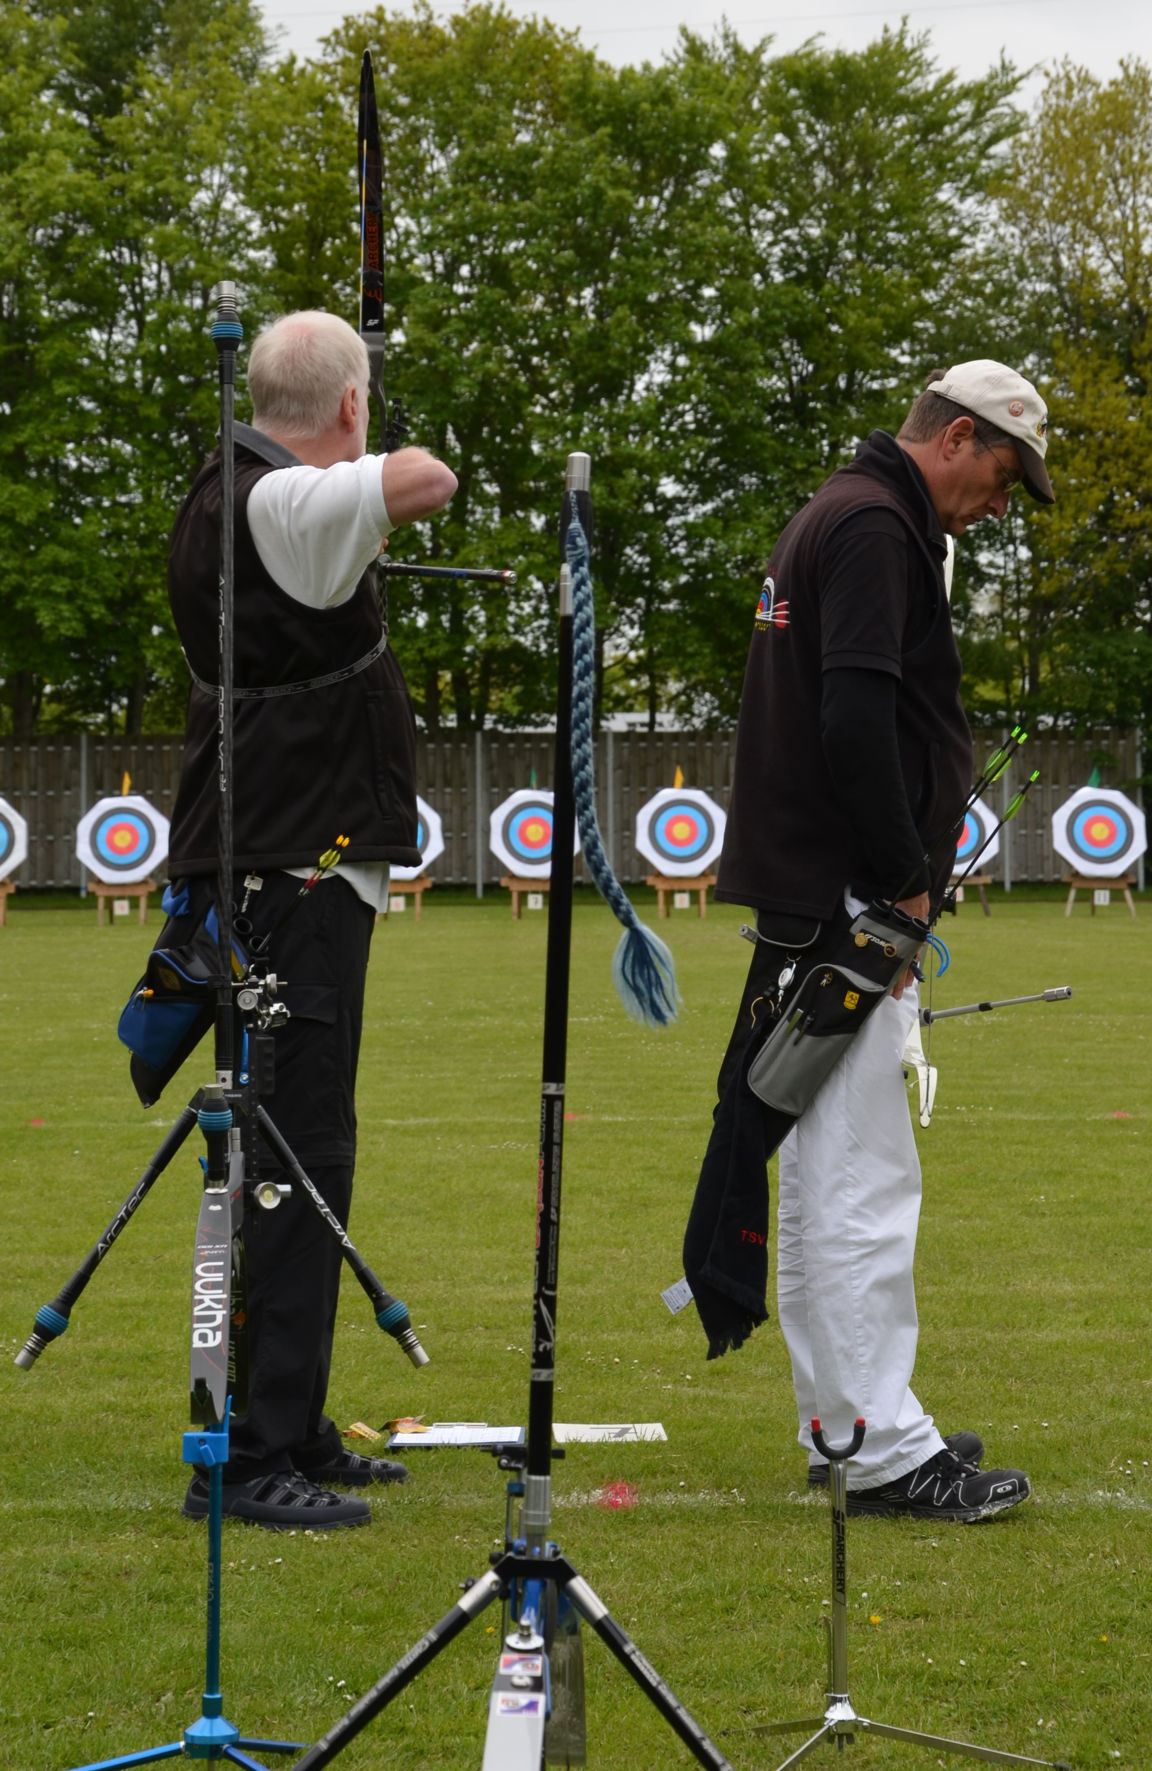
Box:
[564,499,679,1028]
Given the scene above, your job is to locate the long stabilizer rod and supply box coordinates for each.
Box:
[921,985,1072,1024]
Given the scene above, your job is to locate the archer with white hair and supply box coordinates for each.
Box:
[159,309,456,1531]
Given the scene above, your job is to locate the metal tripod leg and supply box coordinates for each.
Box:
[563,1570,734,1768]
[754,1423,1070,1771]
[291,1573,505,1768]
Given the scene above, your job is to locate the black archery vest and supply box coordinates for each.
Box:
[167,440,421,875]
[716,436,973,920]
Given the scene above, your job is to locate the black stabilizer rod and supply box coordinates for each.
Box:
[255,1107,428,1367]
[14,1105,200,1369]
[379,561,517,585]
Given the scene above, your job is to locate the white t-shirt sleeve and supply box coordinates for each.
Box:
[246,455,393,608]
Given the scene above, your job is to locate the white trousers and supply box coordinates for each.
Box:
[776,982,945,1486]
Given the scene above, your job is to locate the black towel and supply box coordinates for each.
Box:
[682,1013,798,1359]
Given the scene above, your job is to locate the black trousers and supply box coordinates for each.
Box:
[226,871,376,1476]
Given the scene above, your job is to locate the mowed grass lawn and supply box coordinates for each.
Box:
[0,884,1149,1769]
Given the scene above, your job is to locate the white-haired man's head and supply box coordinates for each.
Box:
[248,312,369,442]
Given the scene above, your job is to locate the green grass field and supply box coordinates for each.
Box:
[1,884,1149,1769]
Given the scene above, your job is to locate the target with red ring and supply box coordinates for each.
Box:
[0,796,29,877]
[953,796,999,870]
[634,788,726,876]
[391,797,445,881]
[489,789,578,879]
[1051,786,1146,877]
[76,795,170,885]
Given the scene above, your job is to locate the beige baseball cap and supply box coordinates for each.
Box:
[928,359,1053,504]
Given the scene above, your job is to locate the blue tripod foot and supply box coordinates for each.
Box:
[184,1707,301,1764]
[68,1736,301,1770]
[66,1432,301,1771]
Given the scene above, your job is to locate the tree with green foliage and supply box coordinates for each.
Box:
[650,25,1025,724]
[243,5,726,732]
[0,0,271,737]
[961,58,1152,735]
[16,5,1148,744]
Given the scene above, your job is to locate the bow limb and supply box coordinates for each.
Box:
[358,48,388,452]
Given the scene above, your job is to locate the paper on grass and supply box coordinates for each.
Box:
[553,1423,667,1443]
[387,1422,525,1448]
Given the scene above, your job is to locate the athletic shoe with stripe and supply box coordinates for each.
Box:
[846,1445,1030,1522]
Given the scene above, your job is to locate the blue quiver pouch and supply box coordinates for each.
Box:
[118,883,244,1107]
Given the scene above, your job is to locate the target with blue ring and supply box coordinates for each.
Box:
[490,789,579,879]
[391,797,445,882]
[76,795,170,885]
[953,797,998,871]
[634,787,726,877]
[0,796,29,877]
[1051,786,1146,878]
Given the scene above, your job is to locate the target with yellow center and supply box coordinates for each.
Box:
[634,787,726,877]
[1051,785,1146,878]
[75,795,170,885]
[489,789,579,879]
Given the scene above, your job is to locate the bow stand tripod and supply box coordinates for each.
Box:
[285,454,734,1771]
[748,1421,1070,1771]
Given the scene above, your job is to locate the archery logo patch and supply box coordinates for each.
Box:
[755,574,789,631]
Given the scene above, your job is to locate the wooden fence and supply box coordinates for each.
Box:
[0,728,1144,891]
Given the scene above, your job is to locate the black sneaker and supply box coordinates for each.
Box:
[299,1449,409,1488]
[807,1430,984,1489]
[846,1446,1030,1522]
[182,1470,371,1530]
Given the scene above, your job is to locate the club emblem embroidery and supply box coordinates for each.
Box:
[755,575,789,630]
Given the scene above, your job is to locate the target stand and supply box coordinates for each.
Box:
[1062,872,1137,917]
[948,872,992,915]
[645,872,716,917]
[92,878,157,925]
[500,874,551,918]
[383,874,434,919]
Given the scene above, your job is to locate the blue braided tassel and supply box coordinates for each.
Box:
[565,500,680,1027]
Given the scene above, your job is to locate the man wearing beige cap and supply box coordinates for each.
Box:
[695,360,1053,1520]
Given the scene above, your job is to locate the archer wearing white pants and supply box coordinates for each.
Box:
[776,980,947,1487]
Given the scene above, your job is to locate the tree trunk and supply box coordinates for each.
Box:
[9,671,42,741]
[424,664,441,736]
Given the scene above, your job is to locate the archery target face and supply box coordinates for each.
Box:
[391,797,445,882]
[76,795,169,885]
[634,788,726,876]
[0,796,28,877]
[953,796,999,871]
[1051,786,1146,877]
[489,790,577,879]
